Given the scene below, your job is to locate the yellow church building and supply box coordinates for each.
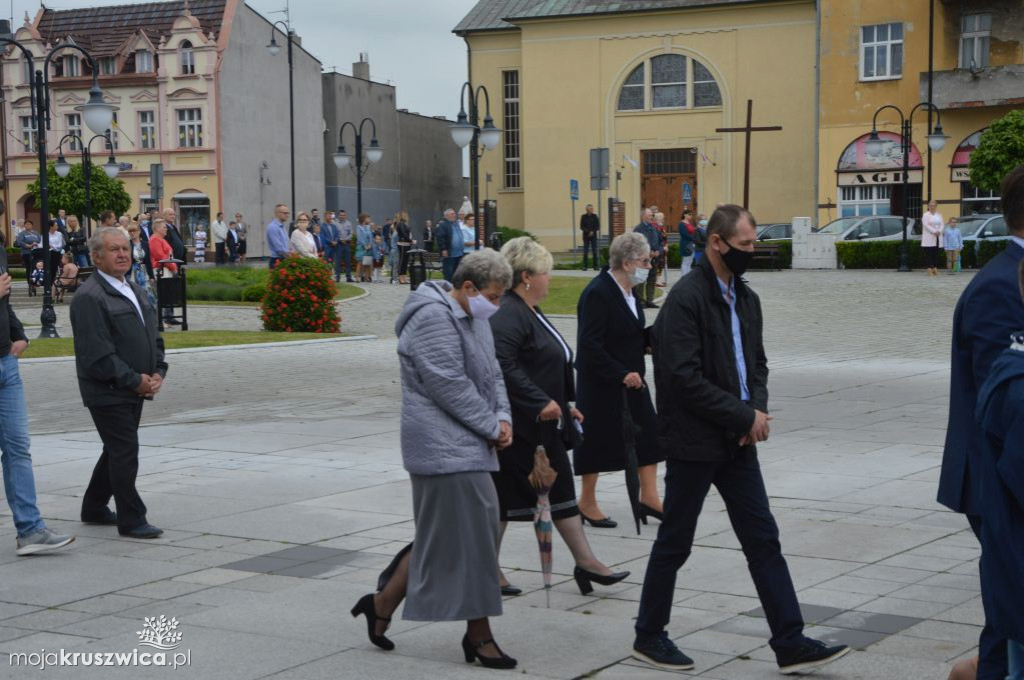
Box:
[455,0,819,249]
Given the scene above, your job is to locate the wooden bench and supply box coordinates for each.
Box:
[752,243,783,271]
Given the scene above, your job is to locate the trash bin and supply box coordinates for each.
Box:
[156,258,188,330]
[408,249,427,291]
[488,231,502,251]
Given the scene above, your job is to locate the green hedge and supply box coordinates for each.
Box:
[186,267,268,302]
[497,226,537,244]
[836,240,1007,269]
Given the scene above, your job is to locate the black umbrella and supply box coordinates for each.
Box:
[621,386,643,535]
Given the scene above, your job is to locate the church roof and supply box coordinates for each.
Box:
[35,0,226,56]
[454,0,792,34]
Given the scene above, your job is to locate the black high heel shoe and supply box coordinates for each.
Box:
[639,503,663,523]
[462,634,517,669]
[580,513,618,529]
[350,593,395,651]
[573,566,630,595]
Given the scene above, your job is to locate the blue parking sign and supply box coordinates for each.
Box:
[570,179,579,201]
[682,182,692,203]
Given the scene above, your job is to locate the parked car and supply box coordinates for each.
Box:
[958,214,1008,254]
[757,223,792,240]
[814,215,916,241]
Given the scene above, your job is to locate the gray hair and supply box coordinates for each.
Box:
[452,249,513,291]
[88,226,129,255]
[609,232,651,270]
[500,236,553,287]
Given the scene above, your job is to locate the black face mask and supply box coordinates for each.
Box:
[720,239,754,277]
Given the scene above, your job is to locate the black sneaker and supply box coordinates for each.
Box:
[632,632,695,671]
[777,638,850,675]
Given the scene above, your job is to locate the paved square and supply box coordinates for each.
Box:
[0,269,984,678]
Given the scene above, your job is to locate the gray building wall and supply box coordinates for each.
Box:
[398,111,466,231]
[322,72,400,222]
[219,4,325,259]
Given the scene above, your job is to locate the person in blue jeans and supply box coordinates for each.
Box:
[0,256,75,555]
[435,209,465,282]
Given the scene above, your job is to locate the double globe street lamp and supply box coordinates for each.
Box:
[0,26,117,338]
[449,82,501,249]
[55,130,120,237]
[266,21,296,224]
[865,102,948,273]
[332,118,383,216]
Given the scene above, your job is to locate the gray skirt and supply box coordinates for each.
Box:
[403,471,502,622]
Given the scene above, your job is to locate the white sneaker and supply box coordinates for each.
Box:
[16,528,75,556]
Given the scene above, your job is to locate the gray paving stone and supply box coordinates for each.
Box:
[819,610,922,635]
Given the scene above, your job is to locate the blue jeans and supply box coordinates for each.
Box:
[636,455,805,658]
[74,253,90,268]
[0,355,44,538]
[334,243,352,279]
[1009,640,1024,680]
[442,256,462,282]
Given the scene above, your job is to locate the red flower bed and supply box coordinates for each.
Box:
[261,255,341,333]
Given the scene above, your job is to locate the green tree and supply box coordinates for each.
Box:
[27,161,132,223]
[969,109,1024,192]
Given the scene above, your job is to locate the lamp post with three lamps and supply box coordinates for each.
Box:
[54,130,121,238]
[865,102,948,273]
[0,28,117,338]
[331,118,383,216]
[266,22,296,223]
[449,82,501,249]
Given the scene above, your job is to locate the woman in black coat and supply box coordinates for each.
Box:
[575,233,664,527]
[489,237,629,596]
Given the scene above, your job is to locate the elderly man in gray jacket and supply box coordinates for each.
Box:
[349,250,520,668]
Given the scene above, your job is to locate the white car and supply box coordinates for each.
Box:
[958,214,1008,253]
[814,215,917,241]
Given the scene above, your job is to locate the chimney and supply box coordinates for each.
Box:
[353,52,369,80]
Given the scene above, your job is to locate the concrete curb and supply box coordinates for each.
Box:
[19,334,378,364]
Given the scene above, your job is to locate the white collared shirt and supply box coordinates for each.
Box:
[606,270,638,318]
[96,269,144,322]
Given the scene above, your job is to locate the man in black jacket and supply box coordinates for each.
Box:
[632,205,849,674]
[632,209,661,308]
[160,208,186,325]
[70,227,167,539]
[580,204,600,270]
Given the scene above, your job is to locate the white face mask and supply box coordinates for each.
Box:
[628,266,650,286]
[468,286,500,321]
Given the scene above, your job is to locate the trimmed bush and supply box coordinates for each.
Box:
[261,255,340,333]
[836,239,1007,269]
[752,240,792,269]
[241,284,267,302]
[497,226,537,243]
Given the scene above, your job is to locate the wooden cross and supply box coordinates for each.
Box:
[715,99,783,209]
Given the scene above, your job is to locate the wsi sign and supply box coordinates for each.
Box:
[838,170,923,186]
[951,167,971,182]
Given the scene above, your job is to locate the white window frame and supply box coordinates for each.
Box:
[66,113,82,151]
[502,70,521,190]
[840,185,892,217]
[617,55,721,112]
[62,54,80,77]
[99,57,116,75]
[960,13,991,70]
[139,110,156,149]
[860,23,903,81]
[180,41,195,75]
[20,115,36,152]
[651,54,687,110]
[135,49,153,73]
[177,108,203,148]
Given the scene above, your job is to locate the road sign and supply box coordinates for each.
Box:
[149,163,164,201]
[589,148,609,190]
[682,182,692,203]
[118,162,133,171]
[570,179,579,201]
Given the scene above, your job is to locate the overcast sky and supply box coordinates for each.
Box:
[10,0,478,119]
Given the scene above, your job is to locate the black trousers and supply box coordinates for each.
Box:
[82,400,148,530]
[215,242,227,265]
[636,455,805,657]
[21,253,35,283]
[633,264,658,304]
[582,235,599,270]
[969,513,1009,680]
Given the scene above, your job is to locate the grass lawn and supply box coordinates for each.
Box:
[22,331,341,359]
[189,282,363,306]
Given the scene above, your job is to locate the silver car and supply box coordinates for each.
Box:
[958,214,1008,253]
[814,215,916,241]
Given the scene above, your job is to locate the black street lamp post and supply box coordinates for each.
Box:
[55,130,120,238]
[0,30,116,338]
[332,118,383,216]
[266,22,295,222]
[865,102,948,273]
[449,82,501,249]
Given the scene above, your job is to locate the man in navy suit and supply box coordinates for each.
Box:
[938,164,1024,680]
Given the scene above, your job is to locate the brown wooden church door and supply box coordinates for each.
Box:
[640,149,698,230]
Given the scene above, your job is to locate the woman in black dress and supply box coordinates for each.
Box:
[574,233,664,527]
[489,237,629,596]
[394,211,412,285]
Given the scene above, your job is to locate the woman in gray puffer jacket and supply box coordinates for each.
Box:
[350,250,520,670]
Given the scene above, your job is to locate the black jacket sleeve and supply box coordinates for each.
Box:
[575,285,631,386]
[69,293,143,391]
[490,303,553,418]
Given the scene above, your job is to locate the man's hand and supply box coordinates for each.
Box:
[134,374,154,396]
[623,371,643,389]
[147,374,164,396]
[538,399,561,422]
[746,410,773,444]
[441,250,449,257]
[10,340,27,358]
[494,421,513,450]
[570,407,584,424]
[0,273,11,298]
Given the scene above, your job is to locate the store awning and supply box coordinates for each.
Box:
[837,131,923,186]
[950,129,985,182]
